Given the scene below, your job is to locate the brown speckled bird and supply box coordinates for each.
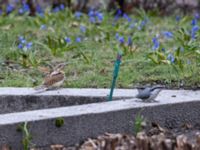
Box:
[35,63,66,91]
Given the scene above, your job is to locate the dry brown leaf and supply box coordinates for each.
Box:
[51,144,65,150]
[1,145,11,150]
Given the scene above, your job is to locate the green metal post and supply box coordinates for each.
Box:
[108,52,122,101]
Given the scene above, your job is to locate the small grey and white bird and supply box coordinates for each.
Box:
[34,63,67,92]
[135,85,164,102]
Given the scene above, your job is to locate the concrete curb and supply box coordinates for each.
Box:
[0,88,136,114]
[0,88,200,114]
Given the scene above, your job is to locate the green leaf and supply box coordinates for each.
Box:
[156,52,165,60]
[147,53,159,64]
[196,50,200,55]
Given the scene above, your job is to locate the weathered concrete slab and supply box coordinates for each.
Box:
[0,88,136,114]
[0,90,200,149]
[0,88,137,96]
[0,88,200,114]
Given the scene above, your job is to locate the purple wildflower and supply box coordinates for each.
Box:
[26,42,32,49]
[96,12,103,22]
[163,31,173,39]
[152,37,159,50]
[65,37,71,43]
[6,4,14,14]
[191,25,199,39]
[195,13,200,20]
[118,36,124,44]
[191,19,197,26]
[36,5,43,15]
[115,33,119,40]
[74,11,82,19]
[76,37,81,43]
[176,16,181,22]
[80,25,86,33]
[59,4,65,10]
[40,25,46,30]
[123,13,131,22]
[18,43,23,49]
[167,53,175,63]
[53,7,60,13]
[89,16,96,23]
[127,36,132,47]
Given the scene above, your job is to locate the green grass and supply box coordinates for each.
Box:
[0,10,199,88]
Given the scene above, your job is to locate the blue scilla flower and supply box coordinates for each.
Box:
[18,36,25,41]
[115,33,119,40]
[116,9,122,16]
[23,3,30,12]
[89,16,96,23]
[163,31,173,39]
[0,9,2,16]
[21,39,26,44]
[127,36,132,47]
[138,19,147,30]
[59,4,65,10]
[152,37,159,50]
[118,36,124,44]
[88,10,104,24]
[26,42,32,49]
[195,13,200,20]
[129,23,135,29]
[76,37,81,43]
[18,43,23,49]
[161,48,165,52]
[123,13,131,22]
[187,59,191,64]
[176,16,181,22]
[19,3,30,14]
[191,25,199,39]
[167,53,175,63]
[18,36,33,51]
[18,36,26,44]
[74,11,82,19]
[53,7,60,13]
[18,8,24,14]
[191,18,197,26]
[88,9,95,17]
[65,37,71,43]
[6,4,14,14]
[36,5,43,15]
[114,9,122,22]
[96,12,103,22]
[80,25,86,33]
[40,24,46,30]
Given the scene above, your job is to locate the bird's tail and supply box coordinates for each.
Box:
[31,85,48,94]
[34,85,47,91]
[151,85,165,91]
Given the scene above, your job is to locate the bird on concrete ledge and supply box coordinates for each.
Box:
[34,63,67,92]
[135,85,164,103]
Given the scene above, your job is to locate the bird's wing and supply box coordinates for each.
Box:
[136,89,150,99]
[43,72,65,87]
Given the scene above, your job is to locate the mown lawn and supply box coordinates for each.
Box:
[0,9,199,89]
